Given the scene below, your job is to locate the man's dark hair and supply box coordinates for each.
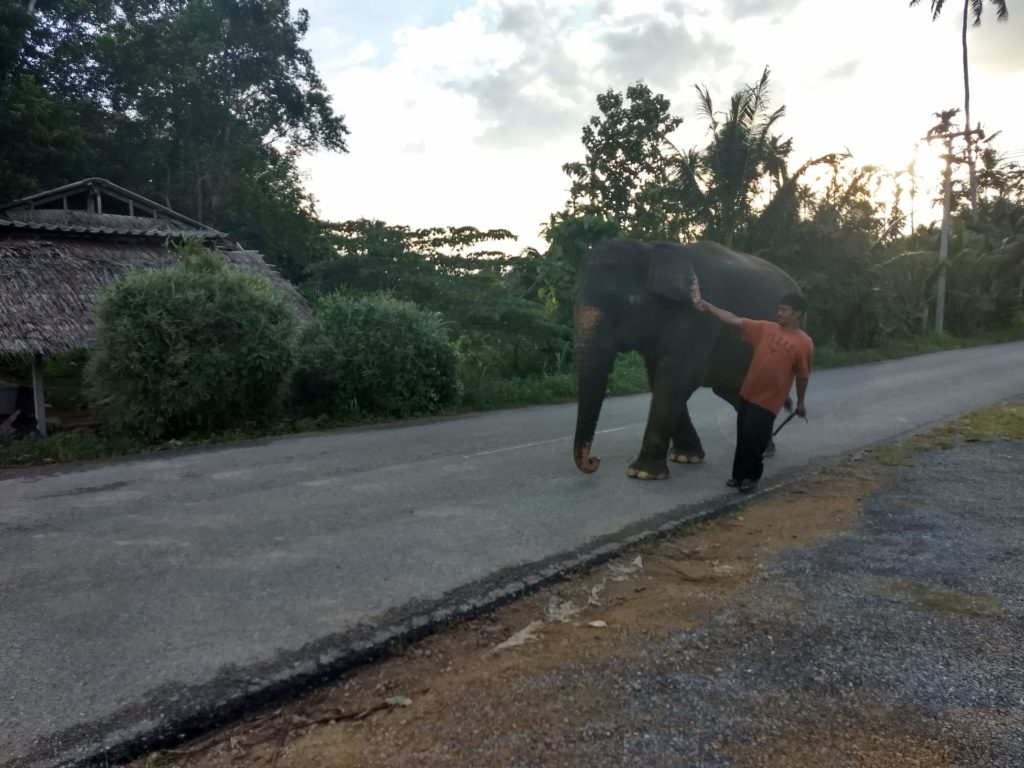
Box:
[779,293,808,314]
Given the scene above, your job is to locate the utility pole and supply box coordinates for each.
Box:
[935,145,953,334]
[923,111,984,334]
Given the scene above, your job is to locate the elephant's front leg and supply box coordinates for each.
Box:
[668,403,704,464]
[627,360,699,480]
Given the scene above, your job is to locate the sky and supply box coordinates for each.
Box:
[296,0,1024,252]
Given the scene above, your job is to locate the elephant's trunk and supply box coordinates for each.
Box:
[573,304,616,474]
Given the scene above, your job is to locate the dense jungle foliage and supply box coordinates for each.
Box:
[1,1,1022,450]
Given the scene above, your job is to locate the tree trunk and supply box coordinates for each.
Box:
[962,0,978,211]
[936,143,954,333]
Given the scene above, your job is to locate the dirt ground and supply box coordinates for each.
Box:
[136,452,951,768]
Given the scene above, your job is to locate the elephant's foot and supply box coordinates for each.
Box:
[574,442,601,473]
[669,441,705,464]
[669,450,704,464]
[764,439,776,458]
[627,458,669,480]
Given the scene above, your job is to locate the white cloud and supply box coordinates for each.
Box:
[300,0,1024,250]
[724,0,802,22]
[599,11,733,88]
[337,41,377,68]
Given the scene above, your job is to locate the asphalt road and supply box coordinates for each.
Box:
[2,341,1023,767]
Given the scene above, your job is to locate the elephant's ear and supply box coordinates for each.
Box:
[646,250,697,304]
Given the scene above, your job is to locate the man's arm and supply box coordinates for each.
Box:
[694,298,744,328]
[795,376,809,417]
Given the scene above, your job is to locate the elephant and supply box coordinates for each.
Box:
[573,238,802,479]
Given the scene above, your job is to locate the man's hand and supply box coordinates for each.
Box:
[795,378,809,418]
[694,294,744,328]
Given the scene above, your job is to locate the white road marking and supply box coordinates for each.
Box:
[464,427,630,458]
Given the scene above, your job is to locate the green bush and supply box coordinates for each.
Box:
[293,292,458,418]
[85,243,298,440]
[455,331,571,386]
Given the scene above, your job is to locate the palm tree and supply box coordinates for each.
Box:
[669,67,791,246]
[669,67,840,249]
[910,0,1010,208]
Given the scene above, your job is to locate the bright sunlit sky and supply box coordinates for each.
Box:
[297,0,1024,251]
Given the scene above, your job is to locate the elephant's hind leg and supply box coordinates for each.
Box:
[669,403,704,464]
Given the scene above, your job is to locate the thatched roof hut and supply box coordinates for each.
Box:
[0,177,311,436]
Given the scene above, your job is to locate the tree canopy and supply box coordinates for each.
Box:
[543,68,1023,347]
[0,0,347,282]
[560,82,685,240]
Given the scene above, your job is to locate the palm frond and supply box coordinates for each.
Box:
[909,0,946,21]
[985,0,1009,22]
[693,84,716,129]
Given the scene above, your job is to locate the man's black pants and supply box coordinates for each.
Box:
[732,397,776,482]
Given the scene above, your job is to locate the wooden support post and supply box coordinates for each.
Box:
[31,353,47,438]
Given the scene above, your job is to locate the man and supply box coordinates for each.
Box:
[694,292,813,493]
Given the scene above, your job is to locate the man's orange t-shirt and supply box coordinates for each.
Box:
[739,319,814,415]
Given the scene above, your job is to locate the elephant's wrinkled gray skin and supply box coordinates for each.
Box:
[573,239,801,479]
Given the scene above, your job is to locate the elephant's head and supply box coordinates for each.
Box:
[572,241,700,474]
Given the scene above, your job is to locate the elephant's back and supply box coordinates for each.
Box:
[684,242,798,313]
[584,239,795,285]
[580,238,800,317]
[685,241,795,285]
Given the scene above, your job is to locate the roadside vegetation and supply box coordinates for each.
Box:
[872,400,1024,465]
[1,5,1022,469]
[86,241,299,441]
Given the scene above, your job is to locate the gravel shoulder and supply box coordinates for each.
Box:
[133,406,1024,768]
